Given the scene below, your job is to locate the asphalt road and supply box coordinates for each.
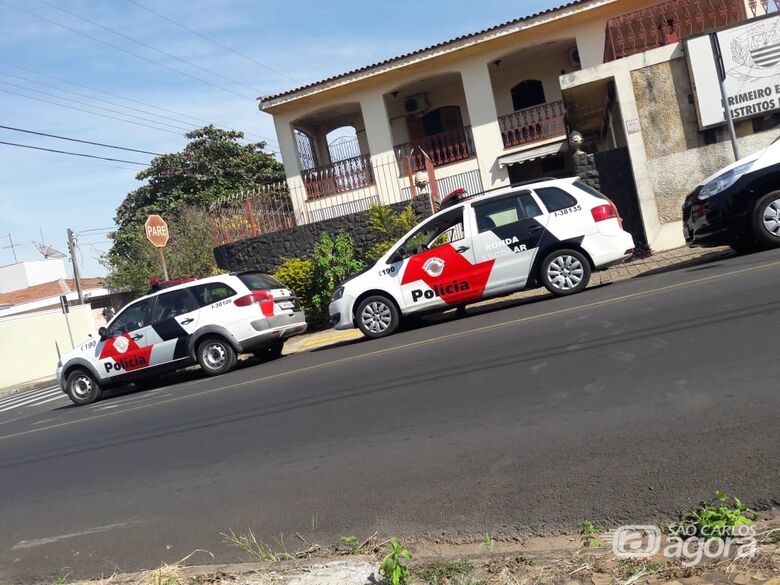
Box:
[1,249,779,582]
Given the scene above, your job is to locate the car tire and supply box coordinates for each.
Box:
[65,369,102,406]
[356,295,400,339]
[729,238,760,255]
[752,191,780,249]
[540,249,591,296]
[255,339,284,360]
[197,336,237,376]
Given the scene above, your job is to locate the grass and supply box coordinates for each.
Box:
[482,533,494,552]
[578,519,602,547]
[221,528,293,562]
[415,560,475,585]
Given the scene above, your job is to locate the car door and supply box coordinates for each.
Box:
[392,206,491,312]
[147,288,201,364]
[97,297,156,381]
[470,190,549,293]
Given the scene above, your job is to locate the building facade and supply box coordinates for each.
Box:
[258,0,776,253]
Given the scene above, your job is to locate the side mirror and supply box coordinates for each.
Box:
[98,327,108,341]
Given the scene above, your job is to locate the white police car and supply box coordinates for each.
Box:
[56,272,307,405]
[330,178,635,338]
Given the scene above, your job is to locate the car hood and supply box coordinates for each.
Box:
[697,138,778,186]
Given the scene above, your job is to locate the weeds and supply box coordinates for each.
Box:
[339,535,360,554]
[674,490,756,538]
[221,528,293,562]
[311,513,320,533]
[578,520,602,547]
[483,532,495,552]
[415,559,474,585]
[379,538,412,585]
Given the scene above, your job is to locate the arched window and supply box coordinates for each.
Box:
[422,106,463,136]
[326,126,360,162]
[294,129,318,170]
[511,80,546,111]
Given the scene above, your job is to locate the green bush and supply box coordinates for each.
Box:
[365,203,419,263]
[275,232,364,329]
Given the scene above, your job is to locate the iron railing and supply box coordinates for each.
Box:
[300,153,374,199]
[604,0,780,62]
[394,126,475,173]
[499,101,567,149]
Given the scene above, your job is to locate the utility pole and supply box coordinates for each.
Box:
[710,33,741,161]
[66,228,84,305]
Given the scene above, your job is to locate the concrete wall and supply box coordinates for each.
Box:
[631,58,780,224]
[0,259,67,293]
[214,198,432,273]
[0,305,96,390]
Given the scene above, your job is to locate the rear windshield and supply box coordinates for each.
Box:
[238,272,286,291]
[574,180,609,200]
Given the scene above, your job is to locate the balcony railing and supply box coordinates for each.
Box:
[499,101,567,149]
[603,0,779,62]
[394,126,475,173]
[300,153,374,199]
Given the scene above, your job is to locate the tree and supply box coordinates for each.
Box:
[106,125,284,289]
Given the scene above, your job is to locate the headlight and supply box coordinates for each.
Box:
[331,286,345,302]
[698,162,752,200]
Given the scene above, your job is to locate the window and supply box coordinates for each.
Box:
[107,297,154,335]
[511,80,546,112]
[573,180,609,201]
[191,283,237,307]
[237,273,285,291]
[152,289,199,323]
[474,192,541,233]
[422,106,463,136]
[401,208,464,256]
[536,187,578,212]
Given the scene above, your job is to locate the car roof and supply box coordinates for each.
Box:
[436,176,578,216]
[135,274,239,303]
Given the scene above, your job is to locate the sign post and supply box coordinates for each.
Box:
[59,294,74,349]
[710,33,741,161]
[144,215,170,280]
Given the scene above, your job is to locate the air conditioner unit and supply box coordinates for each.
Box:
[569,47,581,68]
[404,93,429,116]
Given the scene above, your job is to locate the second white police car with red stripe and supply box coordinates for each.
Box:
[330,178,635,338]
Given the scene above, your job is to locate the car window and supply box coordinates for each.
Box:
[152,289,199,323]
[190,283,237,307]
[107,297,154,335]
[535,187,579,212]
[573,180,609,200]
[238,272,285,290]
[518,193,543,218]
[474,196,523,233]
[401,208,464,256]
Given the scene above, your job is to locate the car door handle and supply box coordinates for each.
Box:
[131,334,143,341]
[455,245,470,253]
[528,225,544,233]
[179,318,194,325]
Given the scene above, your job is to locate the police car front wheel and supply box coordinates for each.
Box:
[197,336,237,376]
[541,249,591,296]
[65,369,102,406]
[356,295,399,339]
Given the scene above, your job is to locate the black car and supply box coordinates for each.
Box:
[682,137,780,254]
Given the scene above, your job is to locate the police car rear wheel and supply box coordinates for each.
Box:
[66,369,102,406]
[754,191,780,248]
[197,337,236,376]
[541,249,591,296]
[356,295,399,339]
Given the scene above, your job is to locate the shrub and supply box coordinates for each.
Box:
[365,203,419,263]
[273,257,316,318]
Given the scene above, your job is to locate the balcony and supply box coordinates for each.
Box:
[301,154,374,199]
[603,0,777,62]
[499,101,567,149]
[394,126,475,173]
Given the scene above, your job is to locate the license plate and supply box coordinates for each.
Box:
[277,300,295,310]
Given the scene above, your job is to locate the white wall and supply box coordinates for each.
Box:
[0,305,96,390]
[0,259,66,293]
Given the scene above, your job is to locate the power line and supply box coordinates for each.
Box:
[0,78,193,132]
[37,0,265,96]
[0,140,149,165]
[0,125,162,155]
[0,0,256,101]
[0,86,186,136]
[125,0,301,84]
[0,61,281,147]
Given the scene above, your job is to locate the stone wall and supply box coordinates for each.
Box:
[214,197,432,273]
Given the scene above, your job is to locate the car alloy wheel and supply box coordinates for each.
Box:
[361,300,392,334]
[761,196,780,237]
[546,254,585,291]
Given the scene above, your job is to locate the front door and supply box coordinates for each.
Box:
[470,190,549,293]
[148,288,201,364]
[394,207,493,312]
[97,297,156,380]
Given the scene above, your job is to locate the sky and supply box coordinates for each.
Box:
[0,0,561,277]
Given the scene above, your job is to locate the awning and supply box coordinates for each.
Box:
[497,139,569,168]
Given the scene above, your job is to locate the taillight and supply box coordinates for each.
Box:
[234,290,273,306]
[591,202,623,227]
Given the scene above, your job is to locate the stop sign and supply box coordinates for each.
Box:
[145,215,169,248]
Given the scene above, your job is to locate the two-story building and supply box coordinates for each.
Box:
[258,0,777,252]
